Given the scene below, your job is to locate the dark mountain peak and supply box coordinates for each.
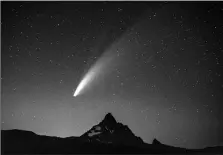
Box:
[80,113,145,147]
[105,112,114,118]
[152,138,162,145]
[102,112,117,125]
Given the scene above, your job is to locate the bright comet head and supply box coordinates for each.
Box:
[73,71,93,97]
[73,48,115,97]
[73,65,100,97]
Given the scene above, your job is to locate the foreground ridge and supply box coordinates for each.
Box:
[2,113,223,154]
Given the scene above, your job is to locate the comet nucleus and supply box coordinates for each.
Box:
[73,69,96,97]
[73,47,116,97]
[73,60,104,97]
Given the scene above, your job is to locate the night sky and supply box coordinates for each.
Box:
[1,2,223,149]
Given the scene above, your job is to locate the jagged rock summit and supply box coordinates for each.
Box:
[152,138,162,145]
[81,113,144,146]
[102,112,117,125]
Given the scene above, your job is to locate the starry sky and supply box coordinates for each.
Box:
[1,2,223,149]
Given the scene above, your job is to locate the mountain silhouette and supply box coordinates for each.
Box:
[80,112,144,147]
[152,138,162,145]
[102,112,117,124]
[2,112,223,154]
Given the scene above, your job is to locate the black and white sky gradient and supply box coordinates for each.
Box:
[1,2,223,149]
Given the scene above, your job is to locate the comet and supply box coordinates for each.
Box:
[73,66,99,97]
[73,49,115,97]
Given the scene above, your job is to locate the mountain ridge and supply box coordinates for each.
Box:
[80,112,145,147]
[2,112,223,154]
